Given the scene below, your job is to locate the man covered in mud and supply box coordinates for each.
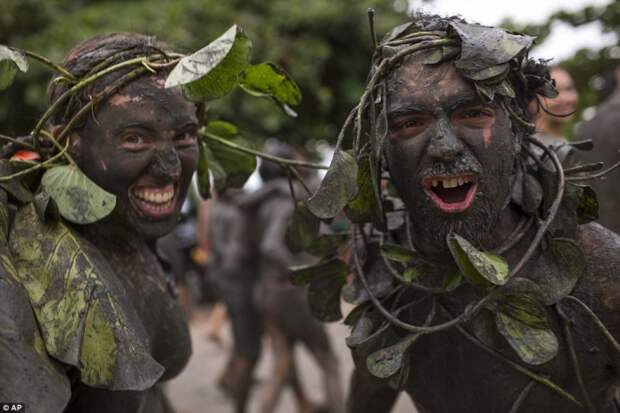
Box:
[0,33,197,412]
[340,14,620,413]
[245,141,344,413]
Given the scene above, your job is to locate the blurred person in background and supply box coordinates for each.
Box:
[533,66,579,145]
[577,64,620,233]
[242,140,343,413]
[206,187,262,413]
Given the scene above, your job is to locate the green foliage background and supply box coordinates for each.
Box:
[1,0,617,144]
[0,0,404,147]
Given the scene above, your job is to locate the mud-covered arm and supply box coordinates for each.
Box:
[259,195,296,270]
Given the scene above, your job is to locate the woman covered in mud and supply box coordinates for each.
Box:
[0,33,198,413]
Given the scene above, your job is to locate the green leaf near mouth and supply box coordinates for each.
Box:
[447,233,508,288]
[41,165,116,225]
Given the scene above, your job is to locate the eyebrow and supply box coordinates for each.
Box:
[387,91,486,119]
[111,122,157,137]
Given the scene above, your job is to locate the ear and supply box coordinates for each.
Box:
[50,124,81,162]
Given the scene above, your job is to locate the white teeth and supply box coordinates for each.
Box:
[133,186,174,204]
[431,176,474,189]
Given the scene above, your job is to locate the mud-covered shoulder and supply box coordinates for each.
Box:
[575,222,620,284]
[573,222,620,338]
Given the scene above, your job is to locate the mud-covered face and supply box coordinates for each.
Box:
[384,59,517,254]
[74,75,199,239]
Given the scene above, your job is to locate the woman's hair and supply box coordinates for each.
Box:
[47,32,173,128]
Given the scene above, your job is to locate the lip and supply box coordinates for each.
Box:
[421,173,478,213]
[128,183,178,220]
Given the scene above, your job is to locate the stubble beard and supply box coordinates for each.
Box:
[407,173,510,260]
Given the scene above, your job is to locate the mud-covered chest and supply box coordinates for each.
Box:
[93,238,192,381]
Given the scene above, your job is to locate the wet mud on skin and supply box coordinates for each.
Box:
[384,58,515,259]
[74,75,199,239]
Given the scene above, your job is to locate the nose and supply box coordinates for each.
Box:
[426,116,464,162]
[150,149,181,182]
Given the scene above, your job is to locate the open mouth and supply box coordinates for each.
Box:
[421,174,478,213]
[128,183,177,219]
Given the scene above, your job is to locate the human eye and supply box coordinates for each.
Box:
[120,132,150,151]
[174,128,198,148]
[454,106,495,127]
[389,114,430,138]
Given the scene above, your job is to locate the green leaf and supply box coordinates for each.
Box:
[495,311,558,365]
[497,278,550,330]
[196,142,210,199]
[285,201,320,253]
[9,204,164,388]
[307,259,348,322]
[41,165,116,225]
[306,233,349,257]
[0,160,33,203]
[346,309,391,350]
[471,309,500,348]
[540,238,585,305]
[447,233,509,287]
[344,154,382,225]
[205,120,239,138]
[289,256,348,286]
[366,333,419,379]
[0,45,28,91]
[464,63,509,82]
[343,302,372,327]
[497,80,516,98]
[346,311,377,347]
[382,22,418,43]
[380,243,416,263]
[33,190,51,220]
[307,150,358,219]
[239,62,302,115]
[165,25,252,101]
[403,267,421,282]
[422,48,443,65]
[442,272,463,291]
[475,83,496,103]
[203,134,257,191]
[449,22,534,73]
[576,185,598,224]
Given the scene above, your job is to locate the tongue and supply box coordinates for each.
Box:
[432,182,472,203]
